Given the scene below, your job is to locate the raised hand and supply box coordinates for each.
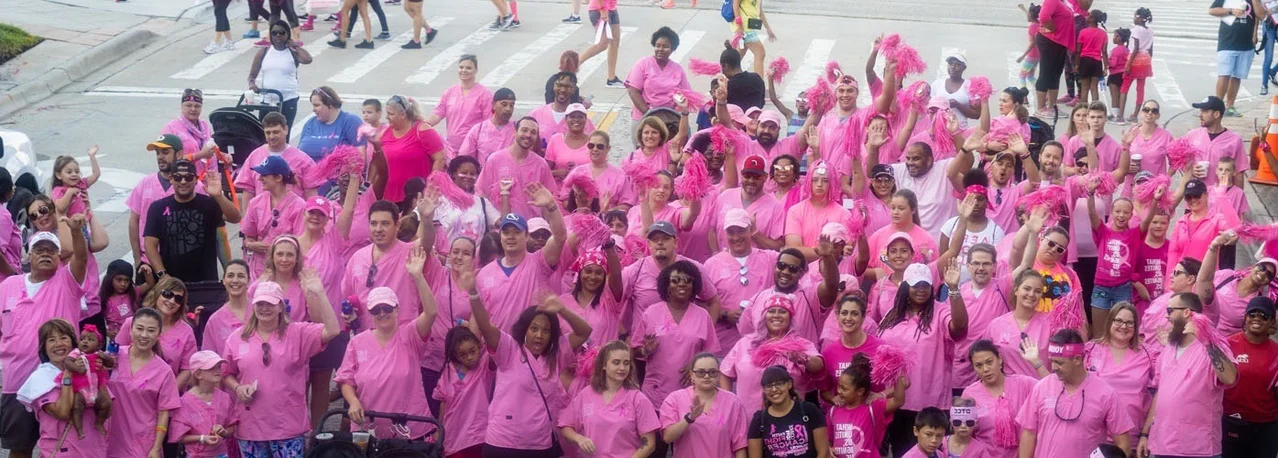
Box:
[1019,337,1041,366]
[815,234,836,258]
[406,245,427,276]
[865,123,888,149]
[62,214,87,231]
[299,268,324,295]
[525,182,557,209]
[689,395,706,418]
[87,145,99,158]
[962,129,987,152]
[944,257,960,289]
[536,293,564,314]
[958,194,976,219]
[1007,133,1028,156]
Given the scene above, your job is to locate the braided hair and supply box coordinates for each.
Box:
[879,279,937,339]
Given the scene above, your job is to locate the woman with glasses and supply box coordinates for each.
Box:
[1125,101,1171,176]
[107,308,182,458]
[1196,234,1277,336]
[546,104,592,182]
[114,277,198,391]
[568,131,636,212]
[369,95,447,203]
[558,340,661,458]
[745,366,830,458]
[1082,302,1152,456]
[422,55,492,155]
[336,253,440,440]
[984,270,1054,378]
[632,261,719,412]
[201,260,251,357]
[240,157,305,278]
[961,340,1037,458]
[768,155,800,210]
[298,86,365,162]
[660,353,749,458]
[1011,208,1082,318]
[721,296,823,417]
[221,275,341,458]
[247,20,312,128]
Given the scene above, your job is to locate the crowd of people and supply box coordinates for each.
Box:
[4,0,1278,457]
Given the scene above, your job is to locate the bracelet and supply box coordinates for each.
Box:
[200,435,207,444]
[156,425,168,433]
[1031,360,1043,369]
[684,412,696,424]
[468,293,481,300]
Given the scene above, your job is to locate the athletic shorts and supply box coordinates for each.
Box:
[1077,56,1105,79]
[1107,72,1125,87]
[589,9,619,26]
[1218,49,1255,79]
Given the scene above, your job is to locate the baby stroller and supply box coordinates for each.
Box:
[210,88,284,169]
[308,409,445,458]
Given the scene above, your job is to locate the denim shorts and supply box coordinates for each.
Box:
[1090,283,1133,310]
[1218,49,1255,79]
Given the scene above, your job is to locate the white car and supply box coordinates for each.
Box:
[0,129,44,195]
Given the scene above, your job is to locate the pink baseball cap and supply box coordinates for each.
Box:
[744,106,763,118]
[366,287,399,309]
[927,96,949,111]
[758,110,785,128]
[565,103,588,116]
[188,350,226,372]
[305,196,334,218]
[727,104,750,125]
[528,217,551,235]
[821,222,851,244]
[885,231,914,249]
[903,263,933,286]
[252,281,286,305]
[723,208,753,230]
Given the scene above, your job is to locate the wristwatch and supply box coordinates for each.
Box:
[62,377,73,386]
[155,270,168,278]
[684,413,696,424]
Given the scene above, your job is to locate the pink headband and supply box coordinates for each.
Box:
[1047,343,1084,358]
[765,295,795,315]
[81,324,102,341]
[952,185,996,210]
[273,234,301,249]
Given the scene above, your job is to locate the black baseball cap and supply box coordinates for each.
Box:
[870,164,894,179]
[493,88,516,102]
[1183,178,1207,198]
[1191,96,1226,113]
[171,159,198,176]
[1246,296,1275,318]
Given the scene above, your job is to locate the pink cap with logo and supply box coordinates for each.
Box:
[528,217,551,234]
[723,208,753,229]
[903,263,933,286]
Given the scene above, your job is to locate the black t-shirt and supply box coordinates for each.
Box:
[747,400,826,458]
[728,71,767,110]
[143,194,226,283]
[1213,0,1257,51]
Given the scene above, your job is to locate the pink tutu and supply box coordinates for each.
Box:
[1126,52,1153,80]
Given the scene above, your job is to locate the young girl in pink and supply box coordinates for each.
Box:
[433,326,494,458]
[1086,187,1147,338]
[170,351,237,458]
[100,259,147,340]
[1016,4,1041,90]
[1106,29,1131,123]
[826,353,905,458]
[50,147,102,219]
[1074,10,1109,106]
[57,324,111,438]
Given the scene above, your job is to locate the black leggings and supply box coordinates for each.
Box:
[213,0,232,31]
[348,0,390,34]
[270,0,300,27]
[280,97,299,130]
[249,0,269,21]
[1036,35,1069,92]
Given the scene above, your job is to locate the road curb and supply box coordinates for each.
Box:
[0,29,157,121]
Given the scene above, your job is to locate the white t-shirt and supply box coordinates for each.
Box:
[433,197,502,246]
[930,77,972,128]
[940,216,1007,284]
[892,157,963,239]
[1130,25,1155,53]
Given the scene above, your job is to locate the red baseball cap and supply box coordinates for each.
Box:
[742,155,767,176]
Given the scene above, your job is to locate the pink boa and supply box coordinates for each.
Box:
[574,346,600,379]
[968,76,993,102]
[1166,138,1201,172]
[1237,222,1278,242]
[428,171,475,209]
[567,213,611,249]
[689,58,721,76]
[675,152,712,200]
[1134,175,1173,210]
[845,199,867,238]
[879,34,926,78]
[1049,286,1085,331]
[308,144,366,185]
[869,345,913,388]
[620,234,649,266]
[560,172,599,201]
[993,396,1020,449]
[709,125,738,155]
[623,160,659,193]
[839,113,867,159]
[807,78,835,115]
[769,57,791,82]
[751,336,811,368]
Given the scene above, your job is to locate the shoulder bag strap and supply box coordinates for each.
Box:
[520,347,555,422]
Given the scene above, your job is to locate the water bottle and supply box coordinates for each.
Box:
[106,340,119,355]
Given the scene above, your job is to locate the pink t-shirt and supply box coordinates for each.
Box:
[1212,270,1258,335]
[622,147,672,174]
[631,303,719,404]
[626,202,685,241]
[240,192,307,277]
[721,337,820,415]
[529,105,597,147]
[557,388,661,458]
[1108,45,1130,73]
[51,185,89,218]
[1092,224,1142,288]
[713,188,786,249]
[988,182,1024,235]
[0,266,86,393]
[456,119,515,163]
[201,303,249,357]
[432,354,494,455]
[425,263,475,372]
[1210,184,1250,221]
[877,308,957,410]
[486,332,574,450]
[1076,27,1106,60]
[868,276,901,325]
[866,224,941,270]
[738,287,827,344]
[1140,293,1174,361]
[817,107,874,174]
[1027,23,1042,59]
[703,249,778,356]
[826,398,889,458]
[983,311,1051,378]
[1084,342,1155,445]
[475,149,559,218]
[891,158,959,237]
[163,118,214,158]
[475,250,556,332]
[819,335,884,393]
[381,122,447,203]
[1149,340,1233,456]
[342,241,425,333]
[1015,374,1134,457]
[1064,134,1123,176]
[305,227,351,326]
[567,163,638,208]
[621,256,718,329]
[434,83,494,153]
[221,322,326,441]
[32,377,108,457]
[168,389,237,458]
[560,291,623,350]
[961,374,1038,458]
[0,205,20,278]
[1133,240,1168,316]
[858,192,893,237]
[104,293,136,337]
[233,145,316,196]
[107,348,182,458]
[126,173,206,261]
[677,191,721,263]
[115,317,198,376]
[1129,128,1173,176]
[545,134,592,172]
[1167,211,1230,283]
[658,387,750,458]
[624,56,692,120]
[785,200,852,247]
[1183,127,1248,186]
[334,322,435,439]
[1038,0,1077,48]
[953,280,1013,388]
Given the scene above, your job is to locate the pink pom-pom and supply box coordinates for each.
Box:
[1191,312,1229,351]
[1236,222,1278,242]
[1019,184,1070,221]
[675,152,712,200]
[1049,286,1085,331]
[930,110,956,155]
[677,89,708,111]
[688,58,721,76]
[869,345,913,388]
[896,81,930,113]
[1166,138,1201,172]
[879,34,901,51]
[839,114,867,159]
[709,125,733,155]
[428,171,474,209]
[1134,174,1173,210]
[357,124,377,140]
[307,144,366,185]
[983,117,1022,144]
[750,336,813,368]
[621,234,649,266]
[559,172,599,202]
[1091,171,1119,196]
[623,160,659,193]
[567,213,611,249]
[574,347,600,379]
[768,57,790,82]
[825,61,844,85]
[806,78,835,115]
[880,35,926,78]
[993,396,1020,449]
[968,76,993,102]
[845,199,867,238]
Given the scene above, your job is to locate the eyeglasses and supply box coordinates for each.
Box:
[261,342,272,367]
[1141,107,1160,114]
[1247,311,1275,320]
[161,289,186,305]
[34,205,50,216]
[691,368,720,378]
[365,264,379,288]
[1171,269,1189,277]
[1054,387,1085,422]
[763,381,790,392]
[172,174,197,183]
[1166,306,1190,316]
[775,262,803,274]
[951,419,976,428]
[669,275,693,286]
[1112,319,1135,329]
[587,142,607,150]
[1046,240,1066,255]
[1074,160,1089,168]
[270,209,280,228]
[369,304,396,316]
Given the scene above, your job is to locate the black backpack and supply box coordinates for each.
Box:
[1017,116,1057,182]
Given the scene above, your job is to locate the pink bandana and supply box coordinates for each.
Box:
[569,248,608,275]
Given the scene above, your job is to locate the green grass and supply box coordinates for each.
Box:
[0,24,43,66]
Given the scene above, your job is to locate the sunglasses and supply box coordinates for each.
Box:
[312,88,334,103]
[1166,306,1190,316]
[1046,239,1066,255]
[669,276,693,286]
[270,209,280,228]
[773,164,794,172]
[161,289,186,305]
[183,88,203,98]
[691,368,720,378]
[776,261,803,274]
[1171,269,1189,277]
[270,29,288,36]
[366,264,379,288]
[1247,311,1275,320]
[951,419,976,428]
[262,342,272,367]
[1141,107,1160,114]
[369,304,396,316]
[587,142,607,150]
[34,205,50,216]
[172,173,197,183]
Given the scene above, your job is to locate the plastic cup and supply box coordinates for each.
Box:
[352,432,370,450]
[1131,153,1142,165]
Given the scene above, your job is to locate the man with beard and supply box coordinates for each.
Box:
[1017,329,1134,458]
[713,155,784,251]
[474,185,567,332]
[1137,292,1238,458]
[1140,257,1202,358]
[1183,96,1248,187]
[128,134,207,268]
[867,136,975,238]
[704,208,779,356]
[532,72,595,145]
[458,88,517,163]
[1222,297,1278,457]
[985,134,1039,233]
[144,159,241,283]
[622,221,721,330]
[0,221,90,458]
[476,117,558,218]
[736,238,840,344]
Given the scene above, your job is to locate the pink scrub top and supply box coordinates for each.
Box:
[486,332,575,450]
[240,192,307,277]
[620,256,719,329]
[0,266,87,393]
[334,322,435,439]
[475,250,557,333]
[721,336,820,415]
[221,322,326,441]
[877,307,957,411]
[1015,374,1135,458]
[114,317,198,377]
[819,335,884,393]
[432,354,495,456]
[658,387,749,458]
[1083,341,1155,446]
[546,134,592,172]
[434,83,494,154]
[32,378,109,457]
[168,389,237,458]
[962,374,1038,458]
[983,311,1052,378]
[425,262,476,372]
[953,279,1013,388]
[475,149,560,219]
[785,200,852,248]
[557,387,661,458]
[703,249,778,356]
[713,188,786,249]
[201,303,249,357]
[1182,126,1248,187]
[1149,340,1233,457]
[630,303,719,405]
[1128,127,1173,176]
[107,347,182,458]
[233,145,316,196]
[567,163,638,208]
[529,105,597,147]
[381,122,447,203]
[457,119,516,163]
[624,55,692,120]
[342,241,425,332]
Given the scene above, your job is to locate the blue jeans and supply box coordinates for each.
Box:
[1265,21,1278,87]
[1090,283,1133,310]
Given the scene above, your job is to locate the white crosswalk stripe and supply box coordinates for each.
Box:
[328,17,455,84]
[1151,58,1190,109]
[480,23,582,87]
[670,30,705,63]
[171,39,258,80]
[577,26,638,83]
[1104,2,1219,40]
[403,24,502,85]
[779,39,836,105]
[1007,52,1022,87]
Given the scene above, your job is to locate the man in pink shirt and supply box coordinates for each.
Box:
[748,110,804,165]
[0,225,90,457]
[127,134,207,267]
[704,209,779,356]
[233,112,316,206]
[1064,103,1123,172]
[456,88,517,163]
[737,243,840,344]
[1137,292,1238,458]
[475,117,559,218]
[474,186,567,332]
[866,137,975,238]
[1183,96,1248,187]
[713,156,785,251]
[1017,329,1134,457]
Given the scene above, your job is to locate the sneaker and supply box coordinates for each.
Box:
[401,40,422,49]
[488,16,504,30]
[1035,107,1055,118]
[1226,107,1243,117]
[563,15,581,23]
[605,77,624,88]
[324,14,339,22]
[300,17,315,31]
[355,40,374,49]
[376,31,391,40]
[505,19,520,30]
[1064,98,1078,107]
[243,29,260,39]
[203,42,223,54]
[1056,94,1073,103]
[254,39,270,47]
[328,38,347,48]
[222,40,237,51]
[244,16,255,22]
[1115,119,1127,126]
[1264,86,1271,96]
[424,28,438,45]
